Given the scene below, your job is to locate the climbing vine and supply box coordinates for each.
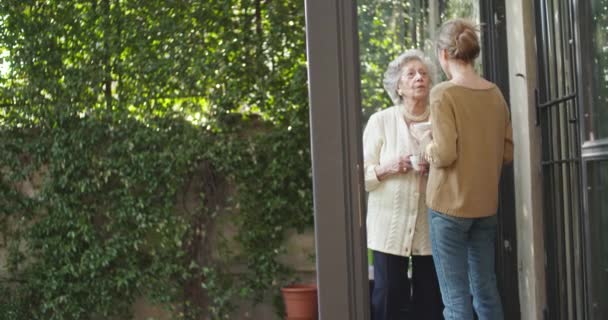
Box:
[0,1,310,319]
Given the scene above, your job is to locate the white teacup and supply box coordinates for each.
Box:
[410,155,421,171]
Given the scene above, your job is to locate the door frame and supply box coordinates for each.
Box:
[480,1,522,319]
[304,0,370,318]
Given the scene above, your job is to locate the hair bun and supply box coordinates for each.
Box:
[454,29,480,61]
[436,19,481,63]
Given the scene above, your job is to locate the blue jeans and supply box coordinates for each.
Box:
[428,209,503,320]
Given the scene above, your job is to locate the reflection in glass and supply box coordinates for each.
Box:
[357,0,479,121]
[590,0,608,140]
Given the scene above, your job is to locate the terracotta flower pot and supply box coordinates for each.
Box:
[281,283,318,320]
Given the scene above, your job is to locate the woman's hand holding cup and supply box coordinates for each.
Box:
[410,154,429,174]
[378,155,412,176]
[374,155,414,181]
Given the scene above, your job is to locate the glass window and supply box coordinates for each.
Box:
[589,0,608,140]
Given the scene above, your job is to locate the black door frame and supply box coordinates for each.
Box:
[480,2,521,319]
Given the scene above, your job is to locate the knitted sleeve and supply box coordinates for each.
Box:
[362,113,384,191]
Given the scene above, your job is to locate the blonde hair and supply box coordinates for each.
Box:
[436,19,480,63]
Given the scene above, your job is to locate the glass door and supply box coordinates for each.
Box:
[304,0,519,318]
[357,0,519,318]
[579,0,608,318]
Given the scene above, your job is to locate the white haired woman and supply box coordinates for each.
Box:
[363,49,444,320]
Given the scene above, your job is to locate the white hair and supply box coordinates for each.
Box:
[383,49,436,105]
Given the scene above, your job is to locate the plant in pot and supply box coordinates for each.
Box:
[281,282,318,320]
[275,228,318,319]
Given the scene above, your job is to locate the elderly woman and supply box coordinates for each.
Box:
[363,49,443,320]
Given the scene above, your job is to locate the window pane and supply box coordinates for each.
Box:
[589,0,608,140]
[587,160,608,316]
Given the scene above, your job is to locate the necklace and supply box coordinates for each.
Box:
[400,104,429,122]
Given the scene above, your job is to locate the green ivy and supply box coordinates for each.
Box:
[0,1,311,319]
[358,0,431,118]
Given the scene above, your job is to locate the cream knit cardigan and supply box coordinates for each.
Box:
[363,106,431,257]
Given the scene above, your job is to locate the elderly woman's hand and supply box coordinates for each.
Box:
[374,155,412,181]
[418,158,430,175]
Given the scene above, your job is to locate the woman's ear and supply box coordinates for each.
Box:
[438,48,448,61]
[396,82,404,97]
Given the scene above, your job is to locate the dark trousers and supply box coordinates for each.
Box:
[372,251,444,320]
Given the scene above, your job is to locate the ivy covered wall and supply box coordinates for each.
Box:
[0,1,311,319]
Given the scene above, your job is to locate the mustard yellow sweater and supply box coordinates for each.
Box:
[425,82,513,218]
